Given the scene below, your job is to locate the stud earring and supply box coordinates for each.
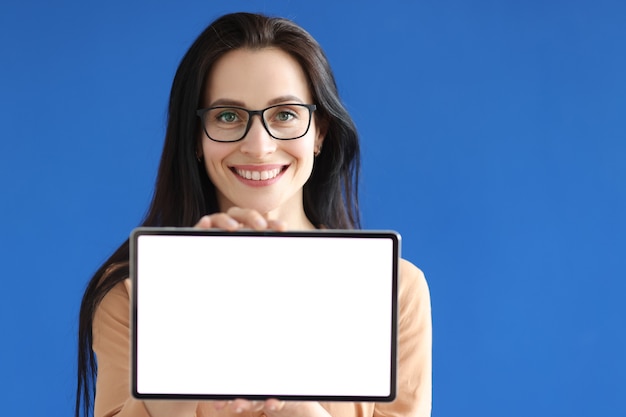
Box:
[314,147,321,157]
[196,151,202,162]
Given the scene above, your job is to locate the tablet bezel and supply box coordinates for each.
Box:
[130,227,400,402]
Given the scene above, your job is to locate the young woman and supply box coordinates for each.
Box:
[76,12,431,417]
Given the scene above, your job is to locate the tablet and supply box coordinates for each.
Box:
[130,227,400,402]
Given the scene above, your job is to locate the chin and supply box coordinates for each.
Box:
[229,198,283,216]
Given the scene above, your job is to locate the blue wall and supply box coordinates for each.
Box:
[1,1,624,415]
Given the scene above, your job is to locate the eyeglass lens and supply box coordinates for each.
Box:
[201,104,313,142]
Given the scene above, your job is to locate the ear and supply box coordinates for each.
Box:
[314,118,327,150]
[196,141,204,162]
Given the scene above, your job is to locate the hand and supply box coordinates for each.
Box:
[194,207,287,231]
[213,399,331,417]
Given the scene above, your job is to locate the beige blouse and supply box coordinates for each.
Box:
[92,258,432,417]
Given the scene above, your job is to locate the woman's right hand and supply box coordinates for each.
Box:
[194,207,288,232]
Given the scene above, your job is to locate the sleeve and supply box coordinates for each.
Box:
[92,279,154,417]
[374,259,432,417]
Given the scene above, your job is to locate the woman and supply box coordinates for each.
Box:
[76,12,431,417]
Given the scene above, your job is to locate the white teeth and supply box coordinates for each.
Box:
[235,168,281,181]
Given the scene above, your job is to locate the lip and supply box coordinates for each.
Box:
[229,164,288,187]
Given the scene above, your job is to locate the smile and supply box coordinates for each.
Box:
[231,165,288,183]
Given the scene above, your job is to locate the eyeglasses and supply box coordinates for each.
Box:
[196,103,317,142]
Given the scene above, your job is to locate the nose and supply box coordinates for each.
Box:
[239,115,277,157]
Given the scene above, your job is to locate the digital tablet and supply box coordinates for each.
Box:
[130,227,400,402]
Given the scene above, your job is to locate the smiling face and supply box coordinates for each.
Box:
[199,47,324,228]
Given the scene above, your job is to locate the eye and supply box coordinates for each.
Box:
[272,108,299,123]
[216,110,239,123]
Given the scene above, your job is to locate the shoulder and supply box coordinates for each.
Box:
[398,258,430,300]
[97,278,132,312]
[93,278,132,340]
[396,258,431,328]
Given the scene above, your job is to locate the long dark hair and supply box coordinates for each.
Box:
[75,12,360,417]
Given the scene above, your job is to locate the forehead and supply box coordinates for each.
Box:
[204,47,313,107]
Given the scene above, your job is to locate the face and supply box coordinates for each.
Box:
[199,47,324,226]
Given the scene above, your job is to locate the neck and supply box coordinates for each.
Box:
[264,206,316,230]
[216,192,316,230]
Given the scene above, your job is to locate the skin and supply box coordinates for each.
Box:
[145,48,330,417]
[198,47,325,230]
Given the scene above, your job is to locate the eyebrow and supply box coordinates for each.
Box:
[208,95,306,108]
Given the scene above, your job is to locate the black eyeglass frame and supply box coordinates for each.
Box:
[196,103,317,143]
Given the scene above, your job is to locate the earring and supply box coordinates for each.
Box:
[196,151,202,162]
[314,147,321,157]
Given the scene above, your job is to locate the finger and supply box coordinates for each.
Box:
[248,401,265,412]
[230,398,257,413]
[264,399,286,411]
[194,215,214,229]
[212,400,229,410]
[267,218,288,231]
[226,207,268,230]
[194,214,239,231]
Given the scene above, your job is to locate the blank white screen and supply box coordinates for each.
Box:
[135,233,394,398]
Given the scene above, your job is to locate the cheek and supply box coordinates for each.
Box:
[288,136,316,160]
[202,139,232,160]
[202,142,230,177]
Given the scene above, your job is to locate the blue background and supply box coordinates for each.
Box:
[1,0,624,415]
